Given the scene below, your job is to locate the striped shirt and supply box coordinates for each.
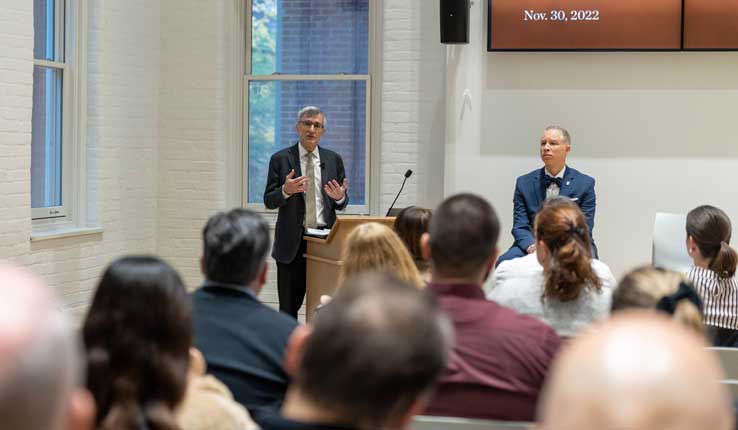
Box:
[688,266,738,329]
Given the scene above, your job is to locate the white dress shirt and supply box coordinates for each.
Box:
[282,143,344,227]
[545,166,566,199]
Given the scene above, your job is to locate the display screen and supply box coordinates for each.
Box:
[488,0,738,51]
[684,0,738,49]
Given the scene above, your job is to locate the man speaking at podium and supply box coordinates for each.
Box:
[264,106,349,318]
[497,126,597,265]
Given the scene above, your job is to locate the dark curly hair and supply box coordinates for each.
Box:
[83,256,191,430]
[535,197,601,302]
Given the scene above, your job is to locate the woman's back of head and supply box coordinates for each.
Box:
[535,197,601,302]
[687,205,738,279]
[83,256,191,430]
[612,266,704,335]
[393,206,432,271]
[340,222,424,288]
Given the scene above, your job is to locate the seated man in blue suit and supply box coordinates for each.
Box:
[192,208,298,426]
[498,126,597,265]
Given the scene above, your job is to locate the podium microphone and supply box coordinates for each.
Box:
[386,169,413,217]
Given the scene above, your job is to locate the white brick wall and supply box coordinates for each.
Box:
[381,0,446,211]
[0,0,161,321]
[158,0,229,290]
[0,0,34,264]
[0,0,443,319]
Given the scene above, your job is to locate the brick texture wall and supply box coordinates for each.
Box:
[0,0,34,263]
[380,0,446,212]
[0,0,444,320]
[158,0,230,290]
[0,0,161,321]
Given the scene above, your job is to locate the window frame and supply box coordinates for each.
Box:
[31,0,89,231]
[241,0,378,215]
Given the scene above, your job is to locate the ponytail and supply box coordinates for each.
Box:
[709,241,738,279]
[535,198,602,303]
[544,232,601,302]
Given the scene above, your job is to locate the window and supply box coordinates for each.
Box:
[244,0,373,211]
[32,0,86,223]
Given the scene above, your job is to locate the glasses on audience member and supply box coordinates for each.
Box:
[300,120,325,130]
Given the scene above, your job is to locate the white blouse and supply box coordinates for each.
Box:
[488,253,616,337]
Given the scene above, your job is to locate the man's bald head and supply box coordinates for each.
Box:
[0,262,90,430]
[540,311,734,430]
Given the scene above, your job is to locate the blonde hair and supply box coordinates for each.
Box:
[339,223,424,289]
[612,266,704,335]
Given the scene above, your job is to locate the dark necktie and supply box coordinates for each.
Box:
[544,175,562,189]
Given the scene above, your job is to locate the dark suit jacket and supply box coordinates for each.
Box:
[512,166,597,257]
[191,283,298,419]
[264,143,349,264]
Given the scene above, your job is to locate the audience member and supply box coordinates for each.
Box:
[489,197,615,336]
[192,208,298,424]
[498,125,597,264]
[176,348,258,430]
[393,206,432,280]
[422,193,561,421]
[85,256,256,430]
[685,205,738,346]
[0,262,94,430]
[612,266,704,335]
[338,222,424,289]
[258,273,453,430]
[540,311,734,430]
[83,256,191,430]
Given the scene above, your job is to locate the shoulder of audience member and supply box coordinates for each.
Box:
[253,300,300,330]
[487,301,561,344]
[494,305,562,364]
[191,287,298,330]
[591,259,617,289]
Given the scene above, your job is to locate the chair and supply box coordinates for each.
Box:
[652,212,691,272]
[411,415,532,430]
[708,347,738,400]
[710,347,738,378]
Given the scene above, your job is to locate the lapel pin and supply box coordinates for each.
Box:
[566,181,570,186]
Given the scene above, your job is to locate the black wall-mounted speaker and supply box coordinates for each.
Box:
[440,0,470,44]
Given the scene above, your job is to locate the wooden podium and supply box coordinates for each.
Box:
[304,216,395,322]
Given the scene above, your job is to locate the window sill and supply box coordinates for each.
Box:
[30,226,103,242]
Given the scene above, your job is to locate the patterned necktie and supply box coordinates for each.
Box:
[305,152,318,228]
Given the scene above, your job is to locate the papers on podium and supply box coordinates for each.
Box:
[306,228,330,238]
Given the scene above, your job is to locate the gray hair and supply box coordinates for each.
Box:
[0,306,79,430]
[545,125,571,145]
[298,106,327,127]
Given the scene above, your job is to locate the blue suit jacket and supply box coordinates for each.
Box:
[511,166,597,257]
[192,283,298,424]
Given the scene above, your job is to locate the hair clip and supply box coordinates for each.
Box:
[655,282,703,315]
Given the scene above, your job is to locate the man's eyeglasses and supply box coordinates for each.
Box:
[300,120,325,130]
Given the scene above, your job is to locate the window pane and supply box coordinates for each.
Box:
[34,0,64,61]
[31,65,63,209]
[248,80,366,206]
[250,0,369,75]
